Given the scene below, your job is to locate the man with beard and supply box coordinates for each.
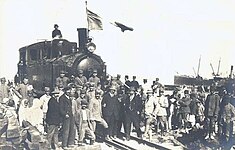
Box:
[124,87,142,141]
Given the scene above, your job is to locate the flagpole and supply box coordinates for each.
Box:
[85,1,89,37]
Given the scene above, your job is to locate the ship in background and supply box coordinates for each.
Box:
[174,57,234,89]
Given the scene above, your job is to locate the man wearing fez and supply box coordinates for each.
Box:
[59,86,75,148]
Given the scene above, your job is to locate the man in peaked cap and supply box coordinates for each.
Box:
[56,70,70,89]
[74,69,87,89]
[88,69,100,88]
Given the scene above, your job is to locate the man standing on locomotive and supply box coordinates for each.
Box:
[52,24,62,39]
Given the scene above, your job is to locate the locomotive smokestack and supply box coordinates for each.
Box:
[77,28,88,51]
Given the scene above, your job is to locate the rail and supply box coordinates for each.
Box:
[96,134,137,150]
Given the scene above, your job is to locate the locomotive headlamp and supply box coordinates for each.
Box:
[87,42,96,53]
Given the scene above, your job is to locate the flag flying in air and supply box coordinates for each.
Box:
[86,9,103,30]
[110,22,134,32]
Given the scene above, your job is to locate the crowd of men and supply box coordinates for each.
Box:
[0,69,235,149]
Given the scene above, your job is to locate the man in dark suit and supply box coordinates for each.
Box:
[102,86,119,140]
[46,90,61,149]
[59,86,75,149]
[124,86,143,140]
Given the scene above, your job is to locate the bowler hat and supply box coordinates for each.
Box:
[81,100,88,105]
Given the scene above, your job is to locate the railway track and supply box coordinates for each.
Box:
[96,134,137,150]
[96,132,180,150]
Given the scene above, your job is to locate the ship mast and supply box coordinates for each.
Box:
[216,58,221,76]
[196,56,201,78]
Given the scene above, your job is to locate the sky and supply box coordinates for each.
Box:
[0,0,235,84]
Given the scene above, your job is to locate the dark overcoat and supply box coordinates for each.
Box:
[46,97,62,125]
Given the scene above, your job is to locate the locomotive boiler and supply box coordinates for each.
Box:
[16,28,106,91]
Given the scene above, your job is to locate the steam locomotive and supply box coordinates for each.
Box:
[16,28,106,91]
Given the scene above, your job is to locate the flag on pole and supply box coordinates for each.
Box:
[86,9,103,30]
